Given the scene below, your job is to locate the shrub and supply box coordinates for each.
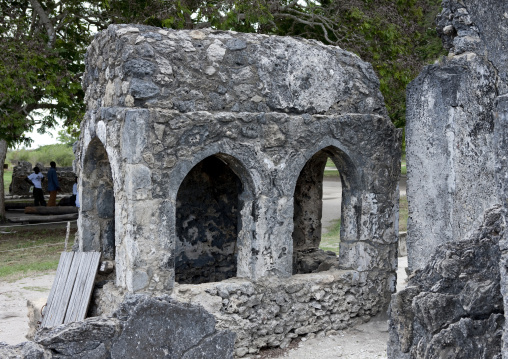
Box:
[7,144,74,167]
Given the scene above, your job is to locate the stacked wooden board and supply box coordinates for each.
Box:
[41,252,101,328]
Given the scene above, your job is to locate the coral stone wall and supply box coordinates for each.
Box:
[172,269,388,357]
[92,267,389,356]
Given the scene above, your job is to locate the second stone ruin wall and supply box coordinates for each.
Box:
[406,0,507,272]
[9,161,76,195]
[392,0,508,357]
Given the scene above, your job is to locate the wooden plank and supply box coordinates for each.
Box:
[8,213,78,223]
[77,252,101,320]
[65,252,101,323]
[69,252,101,321]
[41,252,69,328]
[52,253,84,326]
[41,252,101,327]
[41,252,74,328]
[25,206,79,215]
[64,253,91,324]
[42,252,73,327]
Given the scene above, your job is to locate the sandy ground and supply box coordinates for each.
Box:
[0,273,54,344]
[0,257,408,358]
[0,177,409,357]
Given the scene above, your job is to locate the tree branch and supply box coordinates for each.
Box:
[29,0,56,47]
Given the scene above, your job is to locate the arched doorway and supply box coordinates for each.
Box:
[292,146,356,274]
[175,155,246,284]
[80,137,115,260]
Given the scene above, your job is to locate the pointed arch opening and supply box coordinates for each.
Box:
[292,145,357,274]
[80,138,115,261]
[174,154,253,284]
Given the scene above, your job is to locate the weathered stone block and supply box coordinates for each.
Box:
[0,295,235,359]
[388,206,504,358]
[406,0,506,273]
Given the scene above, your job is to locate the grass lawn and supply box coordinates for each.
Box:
[0,224,76,281]
[319,220,341,253]
[3,168,12,193]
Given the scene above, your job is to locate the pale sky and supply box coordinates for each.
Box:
[13,121,63,150]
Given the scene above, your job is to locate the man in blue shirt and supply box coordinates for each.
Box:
[47,161,60,206]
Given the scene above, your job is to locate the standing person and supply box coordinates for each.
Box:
[25,167,46,206]
[72,176,79,207]
[47,161,60,206]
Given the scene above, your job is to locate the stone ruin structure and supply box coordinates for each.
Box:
[5,1,508,358]
[65,24,401,356]
[15,22,402,357]
[389,0,508,357]
[9,161,76,195]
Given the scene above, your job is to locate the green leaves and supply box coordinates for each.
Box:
[0,0,96,147]
[0,0,447,151]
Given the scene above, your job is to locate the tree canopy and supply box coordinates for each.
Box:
[0,0,106,147]
[0,0,445,148]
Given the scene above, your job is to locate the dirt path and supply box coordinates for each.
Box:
[0,273,55,344]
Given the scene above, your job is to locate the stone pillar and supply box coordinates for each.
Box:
[119,109,175,292]
[248,194,294,279]
[494,95,508,357]
[406,54,499,272]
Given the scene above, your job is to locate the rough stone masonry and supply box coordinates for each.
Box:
[70,24,401,355]
[405,0,508,273]
[390,0,508,357]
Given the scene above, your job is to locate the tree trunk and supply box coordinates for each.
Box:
[0,139,7,223]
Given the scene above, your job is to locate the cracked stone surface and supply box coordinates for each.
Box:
[0,295,235,359]
[388,206,505,358]
[406,0,507,272]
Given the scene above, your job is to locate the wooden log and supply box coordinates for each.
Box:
[5,202,32,210]
[24,206,79,215]
[8,213,78,223]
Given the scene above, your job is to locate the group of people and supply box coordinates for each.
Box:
[25,161,80,207]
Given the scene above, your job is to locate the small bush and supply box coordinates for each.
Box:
[7,144,74,167]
